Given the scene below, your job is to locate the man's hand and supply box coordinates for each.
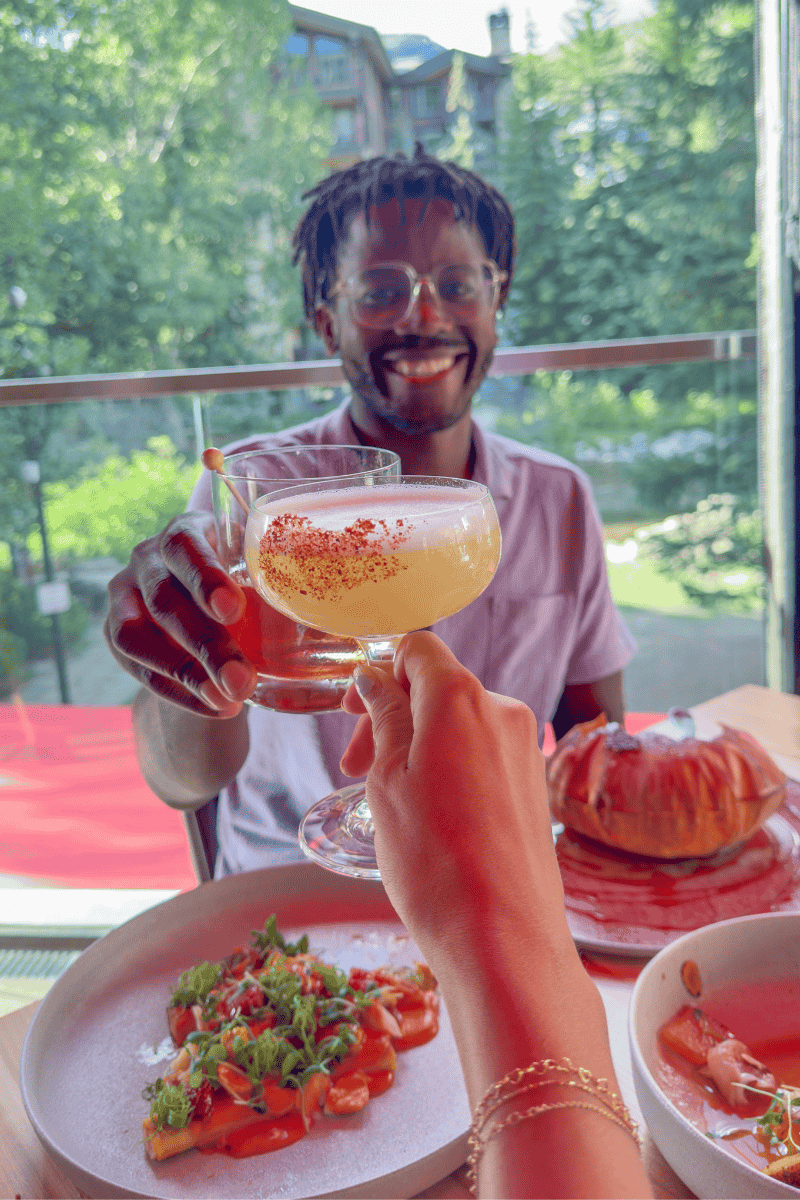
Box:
[104,512,257,717]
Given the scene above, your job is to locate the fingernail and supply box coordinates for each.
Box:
[200,681,227,710]
[354,668,381,702]
[210,587,240,623]
[220,659,253,699]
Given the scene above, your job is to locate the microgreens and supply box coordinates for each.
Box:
[251,914,309,957]
[170,961,222,1007]
[147,1080,193,1131]
[754,1087,800,1153]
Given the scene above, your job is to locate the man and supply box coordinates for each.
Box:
[105,145,636,875]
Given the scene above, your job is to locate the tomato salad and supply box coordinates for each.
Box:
[143,916,439,1162]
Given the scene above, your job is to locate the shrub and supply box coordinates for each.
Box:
[0,573,90,658]
[639,494,764,611]
[32,437,199,566]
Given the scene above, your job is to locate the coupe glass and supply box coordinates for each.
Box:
[244,474,502,878]
[210,446,400,713]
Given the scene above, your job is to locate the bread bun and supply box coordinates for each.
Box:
[547,715,787,859]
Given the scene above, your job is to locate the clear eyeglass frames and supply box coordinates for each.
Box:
[329,260,508,329]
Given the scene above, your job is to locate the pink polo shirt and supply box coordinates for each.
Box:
[189,401,636,875]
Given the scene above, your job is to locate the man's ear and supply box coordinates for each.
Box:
[314,305,339,355]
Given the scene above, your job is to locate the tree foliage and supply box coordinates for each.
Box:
[493,0,758,520]
[37,437,200,564]
[1,0,331,378]
[501,0,755,392]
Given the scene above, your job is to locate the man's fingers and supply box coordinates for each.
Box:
[146,513,246,624]
[105,572,255,706]
[103,615,242,717]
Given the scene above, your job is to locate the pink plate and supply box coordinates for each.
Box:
[559,800,800,957]
[20,864,470,1199]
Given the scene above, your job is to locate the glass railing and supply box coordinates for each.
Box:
[0,331,760,716]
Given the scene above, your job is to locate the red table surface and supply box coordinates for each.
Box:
[0,702,666,891]
[0,700,196,890]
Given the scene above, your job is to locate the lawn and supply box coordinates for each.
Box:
[606,557,700,614]
[606,555,762,617]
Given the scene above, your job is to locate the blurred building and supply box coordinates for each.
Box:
[287,5,512,170]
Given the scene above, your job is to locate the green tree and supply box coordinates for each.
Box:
[496,0,758,521]
[502,0,756,360]
[0,0,331,379]
[0,0,332,574]
[38,437,200,564]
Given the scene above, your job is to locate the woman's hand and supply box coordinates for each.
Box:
[339,631,567,958]
[104,512,257,717]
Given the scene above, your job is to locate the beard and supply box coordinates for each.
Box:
[340,344,494,437]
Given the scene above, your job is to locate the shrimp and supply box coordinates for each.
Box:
[706,1038,777,1107]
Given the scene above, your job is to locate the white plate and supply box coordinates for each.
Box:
[558,810,800,957]
[629,912,800,1199]
[20,864,470,1199]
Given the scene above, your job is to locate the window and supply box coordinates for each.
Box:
[286,32,309,56]
[314,36,350,87]
[416,82,441,116]
[332,108,354,145]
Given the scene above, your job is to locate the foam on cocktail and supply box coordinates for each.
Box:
[245,482,501,638]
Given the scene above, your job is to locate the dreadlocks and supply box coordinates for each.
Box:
[292,143,516,322]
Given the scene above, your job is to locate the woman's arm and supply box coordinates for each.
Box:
[340,632,650,1199]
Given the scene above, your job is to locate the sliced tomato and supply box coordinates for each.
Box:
[333,1031,396,1078]
[394,1004,439,1051]
[365,1068,395,1097]
[248,1012,277,1037]
[166,1004,196,1047]
[260,1078,301,1118]
[301,1071,331,1122]
[659,1005,736,1065]
[324,1071,371,1115]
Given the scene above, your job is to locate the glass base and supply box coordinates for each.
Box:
[299,783,381,880]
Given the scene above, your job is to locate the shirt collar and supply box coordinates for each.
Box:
[320,399,514,503]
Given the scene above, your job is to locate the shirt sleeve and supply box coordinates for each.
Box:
[563,474,637,686]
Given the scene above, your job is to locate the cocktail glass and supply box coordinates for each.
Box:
[244,474,502,878]
[210,446,400,713]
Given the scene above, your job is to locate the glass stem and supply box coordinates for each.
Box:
[358,635,404,666]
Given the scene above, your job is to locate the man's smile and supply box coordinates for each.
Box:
[379,344,469,384]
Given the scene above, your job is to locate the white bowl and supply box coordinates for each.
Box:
[629,912,800,1199]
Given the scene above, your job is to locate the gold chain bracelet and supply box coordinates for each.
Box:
[465,1057,642,1197]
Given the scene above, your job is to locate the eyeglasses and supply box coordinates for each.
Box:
[329,260,508,329]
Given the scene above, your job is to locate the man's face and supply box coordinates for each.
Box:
[315,196,499,436]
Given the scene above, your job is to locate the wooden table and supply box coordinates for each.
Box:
[3,684,797,1200]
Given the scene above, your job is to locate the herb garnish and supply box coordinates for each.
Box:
[170,961,222,1007]
[148,1080,193,1130]
[252,914,309,957]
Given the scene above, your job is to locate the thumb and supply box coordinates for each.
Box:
[352,664,415,777]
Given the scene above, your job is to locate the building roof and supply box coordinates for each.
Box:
[382,33,446,73]
[396,47,511,83]
[288,4,394,79]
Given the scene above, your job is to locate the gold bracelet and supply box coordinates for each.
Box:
[471,1056,637,1137]
[465,1098,641,1196]
[465,1058,641,1197]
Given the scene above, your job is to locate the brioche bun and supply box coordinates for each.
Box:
[547,714,787,859]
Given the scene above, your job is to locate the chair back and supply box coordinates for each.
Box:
[182,796,219,884]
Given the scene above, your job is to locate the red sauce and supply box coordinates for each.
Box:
[656,977,800,1175]
[557,813,800,936]
[199,1111,307,1159]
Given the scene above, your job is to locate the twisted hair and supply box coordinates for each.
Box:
[292,143,516,322]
